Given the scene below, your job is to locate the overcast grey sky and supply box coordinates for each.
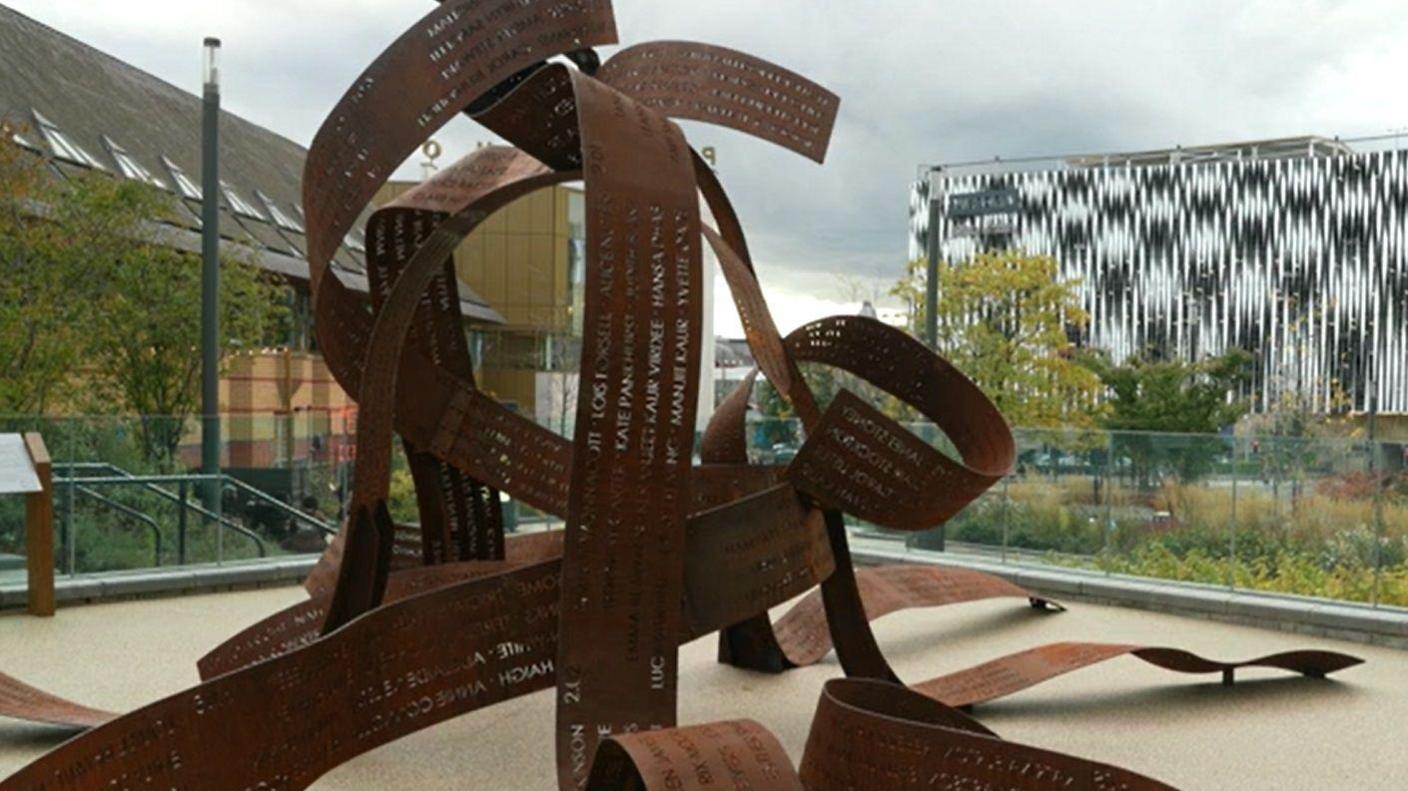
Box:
[9,0,1408,333]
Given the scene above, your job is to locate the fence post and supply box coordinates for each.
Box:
[1228,436,1239,591]
[177,477,189,566]
[23,433,55,617]
[215,474,224,565]
[1000,475,1010,564]
[64,463,76,577]
[1103,432,1114,575]
[1371,440,1385,608]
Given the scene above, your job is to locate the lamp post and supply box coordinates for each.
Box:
[201,38,221,510]
[924,168,940,352]
[923,168,944,551]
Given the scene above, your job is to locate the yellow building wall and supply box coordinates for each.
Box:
[373,179,582,425]
[453,185,576,334]
[374,179,577,334]
[217,350,356,468]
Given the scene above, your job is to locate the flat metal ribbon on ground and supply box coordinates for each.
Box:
[912,642,1365,709]
[586,719,804,790]
[0,674,115,731]
[766,565,1062,669]
[198,531,566,681]
[205,479,826,682]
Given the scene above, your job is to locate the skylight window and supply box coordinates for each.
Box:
[161,157,202,200]
[102,136,167,189]
[221,181,267,220]
[256,190,304,232]
[31,110,107,170]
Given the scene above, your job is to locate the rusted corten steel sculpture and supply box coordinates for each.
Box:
[0,2,1363,788]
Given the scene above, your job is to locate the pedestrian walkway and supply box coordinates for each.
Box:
[1,583,1404,789]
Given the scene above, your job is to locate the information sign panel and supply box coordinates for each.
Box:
[0,434,41,495]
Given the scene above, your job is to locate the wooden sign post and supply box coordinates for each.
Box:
[1,433,54,616]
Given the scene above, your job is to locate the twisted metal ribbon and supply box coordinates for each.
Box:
[0,3,1363,789]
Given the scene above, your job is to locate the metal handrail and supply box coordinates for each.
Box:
[61,463,338,536]
[221,475,340,537]
[73,485,163,567]
[55,466,266,558]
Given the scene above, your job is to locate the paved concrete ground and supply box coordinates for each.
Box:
[1,584,1405,789]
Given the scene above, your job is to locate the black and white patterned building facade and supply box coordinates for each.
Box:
[909,138,1408,414]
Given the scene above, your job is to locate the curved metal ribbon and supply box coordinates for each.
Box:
[0,674,115,731]
[797,679,1179,791]
[0,4,1367,791]
[586,679,1179,791]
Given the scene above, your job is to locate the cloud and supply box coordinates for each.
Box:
[11,0,1408,328]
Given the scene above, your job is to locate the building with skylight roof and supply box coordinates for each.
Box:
[0,4,506,499]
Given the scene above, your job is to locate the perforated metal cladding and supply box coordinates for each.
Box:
[911,150,1408,413]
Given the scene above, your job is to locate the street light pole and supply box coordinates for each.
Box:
[200,38,222,510]
[924,169,940,351]
[924,168,944,552]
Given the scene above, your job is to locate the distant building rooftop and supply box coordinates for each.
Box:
[715,338,756,370]
[928,134,1384,179]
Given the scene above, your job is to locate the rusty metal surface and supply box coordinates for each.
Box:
[798,679,1180,790]
[913,642,1366,710]
[767,565,1062,669]
[584,679,1179,790]
[587,719,804,790]
[199,532,566,681]
[0,673,114,730]
[550,67,703,789]
[0,2,1368,789]
[787,318,1016,531]
[365,149,505,566]
[599,41,841,164]
[0,562,565,789]
[682,485,833,640]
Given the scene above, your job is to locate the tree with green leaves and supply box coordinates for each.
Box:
[1,135,287,465]
[0,135,94,413]
[1080,349,1253,486]
[1079,350,1253,434]
[892,250,1103,429]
